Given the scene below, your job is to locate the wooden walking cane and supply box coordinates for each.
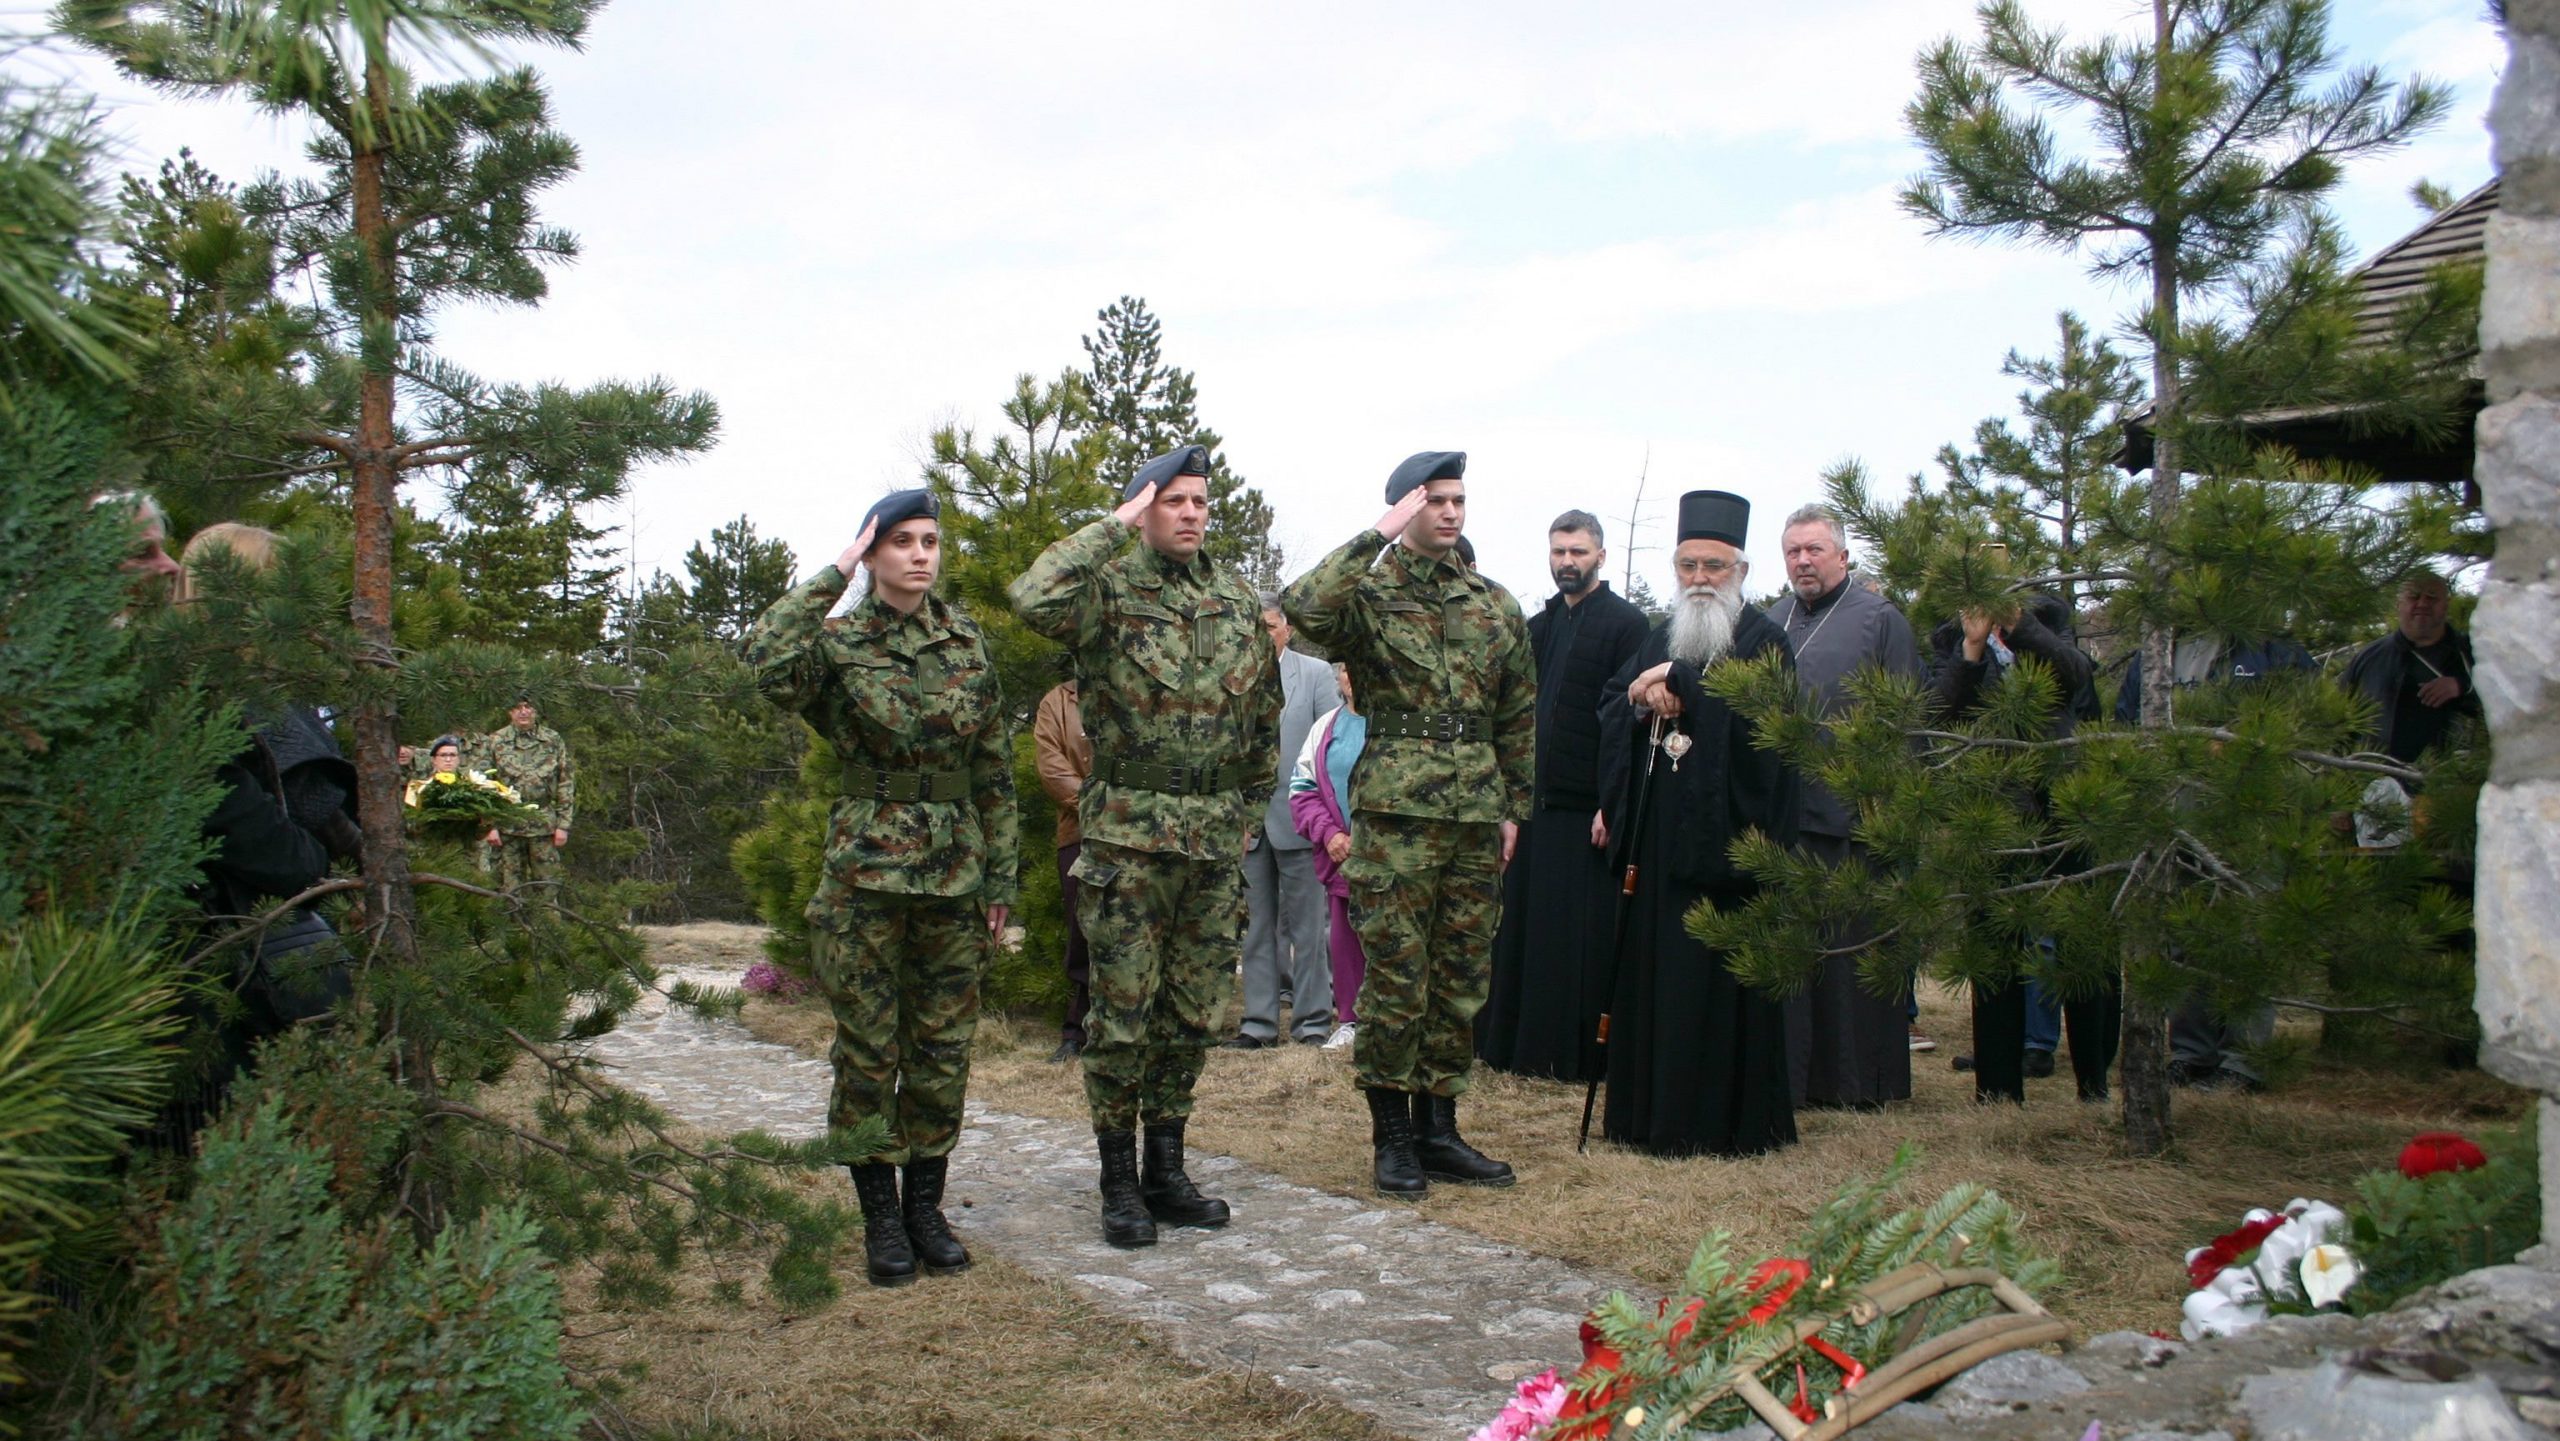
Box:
[1578,712,1666,1152]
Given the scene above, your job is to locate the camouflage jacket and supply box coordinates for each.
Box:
[747,569,1020,907]
[1282,533,1535,824]
[1008,519,1281,860]
[476,723,576,835]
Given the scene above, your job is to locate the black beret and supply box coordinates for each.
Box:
[1676,490,1750,549]
[1126,445,1211,503]
[860,488,942,547]
[1385,451,1465,504]
[431,734,464,752]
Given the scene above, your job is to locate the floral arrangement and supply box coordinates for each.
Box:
[1470,1148,2055,1440]
[403,768,542,836]
[2179,1198,2356,1339]
[740,960,814,1001]
[2181,1128,2518,1338]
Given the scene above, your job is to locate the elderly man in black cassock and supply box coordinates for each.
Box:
[1477,509,1651,1079]
[1595,490,1800,1158]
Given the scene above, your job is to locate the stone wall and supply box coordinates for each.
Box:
[2478,0,2560,1264]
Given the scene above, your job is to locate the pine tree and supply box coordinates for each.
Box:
[679,513,796,643]
[1896,0,2452,1150]
[1931,312,2145,619]
[1076,295,1284,589]
[434,468,621,654]
[65,0,721,1000]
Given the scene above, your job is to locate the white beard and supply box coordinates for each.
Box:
[1667,582,1742,669]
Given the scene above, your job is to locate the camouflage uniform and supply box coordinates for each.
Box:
[1281,536,1535,1097]
[1009,519,1280,1132]
[476,723,576,890]
[746,569,1019,1165]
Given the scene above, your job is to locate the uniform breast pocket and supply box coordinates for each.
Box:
[1218,615,1268,696]
[1373,601,1441,674]
[1115,602,1192,691]
[922,654,996,736]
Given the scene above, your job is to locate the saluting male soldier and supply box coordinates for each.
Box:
[745,489,1019,1288]
[1282,452,1536,1198]
[1009,444,1282,1249]
[477,698,575,890]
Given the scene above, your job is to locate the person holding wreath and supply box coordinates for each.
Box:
[745,489,1020,1288]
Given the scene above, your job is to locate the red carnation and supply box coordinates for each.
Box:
[2399,1132,2488,1179]
[2187,1214,2288,1289]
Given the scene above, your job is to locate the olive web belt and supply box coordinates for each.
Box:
[840,763,971,803]
[1095,756,1258,796]
[1367,710,1491,743]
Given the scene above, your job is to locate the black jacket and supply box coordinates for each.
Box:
[1527,582,1650,812]
[1928,599,2098,741]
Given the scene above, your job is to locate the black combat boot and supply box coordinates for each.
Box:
[1414,1091,1516,1187]
[901,1154,970,1275]
[848,1162,917,1287]
[1140,1120,1231,1228]
[1096,1130,1158,1248]
[1365,1088,1428,1199]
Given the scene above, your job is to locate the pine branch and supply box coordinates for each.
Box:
[1908,726,2424,782]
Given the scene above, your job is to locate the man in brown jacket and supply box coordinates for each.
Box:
[1033,669,1095,1062]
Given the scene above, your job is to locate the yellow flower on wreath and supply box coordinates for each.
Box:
[403,769,522,808]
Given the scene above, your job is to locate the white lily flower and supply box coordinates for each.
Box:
[2300,1244,2361,1309]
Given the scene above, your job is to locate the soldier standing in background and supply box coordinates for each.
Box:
[477,697,575,890]
[746,489,1019,1288]
[1010,444,1281,1249]
[1284,451,1536,1199]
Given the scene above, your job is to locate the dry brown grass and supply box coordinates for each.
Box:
[739,977,2529,1339]
[558,1198,1398,1441]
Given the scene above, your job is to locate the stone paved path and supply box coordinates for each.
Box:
[587,962,1628,1441]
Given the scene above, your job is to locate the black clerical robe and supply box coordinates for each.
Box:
[1594,606,1801,1157]
[1479,583,1649,1079]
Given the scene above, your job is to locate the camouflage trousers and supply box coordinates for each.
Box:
[1342,812,1502,1097]
[1072,840,1245,1132]
[808,889,991,1164]
[482,832,560,891]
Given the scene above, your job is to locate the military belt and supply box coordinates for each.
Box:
[841,763,971,803]
[1096,756,1258,796]
[1368,710,1492,743]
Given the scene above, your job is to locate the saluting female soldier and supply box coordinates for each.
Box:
[746,490,1020,1288]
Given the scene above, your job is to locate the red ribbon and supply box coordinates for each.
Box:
[1554,1258,1869,1437]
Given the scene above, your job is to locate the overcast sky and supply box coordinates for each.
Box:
[52,0,2505,607]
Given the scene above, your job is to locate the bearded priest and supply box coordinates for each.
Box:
[1594,490,1801,1158]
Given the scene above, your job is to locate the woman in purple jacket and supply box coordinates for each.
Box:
[1287,664,1367,1051]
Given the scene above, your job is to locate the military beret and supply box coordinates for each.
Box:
[1125,445,1211,503]
[859,488,941,548]
[431,734,464,753]
[1385,451,1465,504]
[1676,489,1750,548]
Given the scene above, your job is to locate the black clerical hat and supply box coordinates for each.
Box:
[1385,451,1465,504]
[1125,444,1212,502]
[860,488,941,547]
[1676,490,1749,548]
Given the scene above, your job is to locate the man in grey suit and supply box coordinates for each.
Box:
[1227,593,1339,1047]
